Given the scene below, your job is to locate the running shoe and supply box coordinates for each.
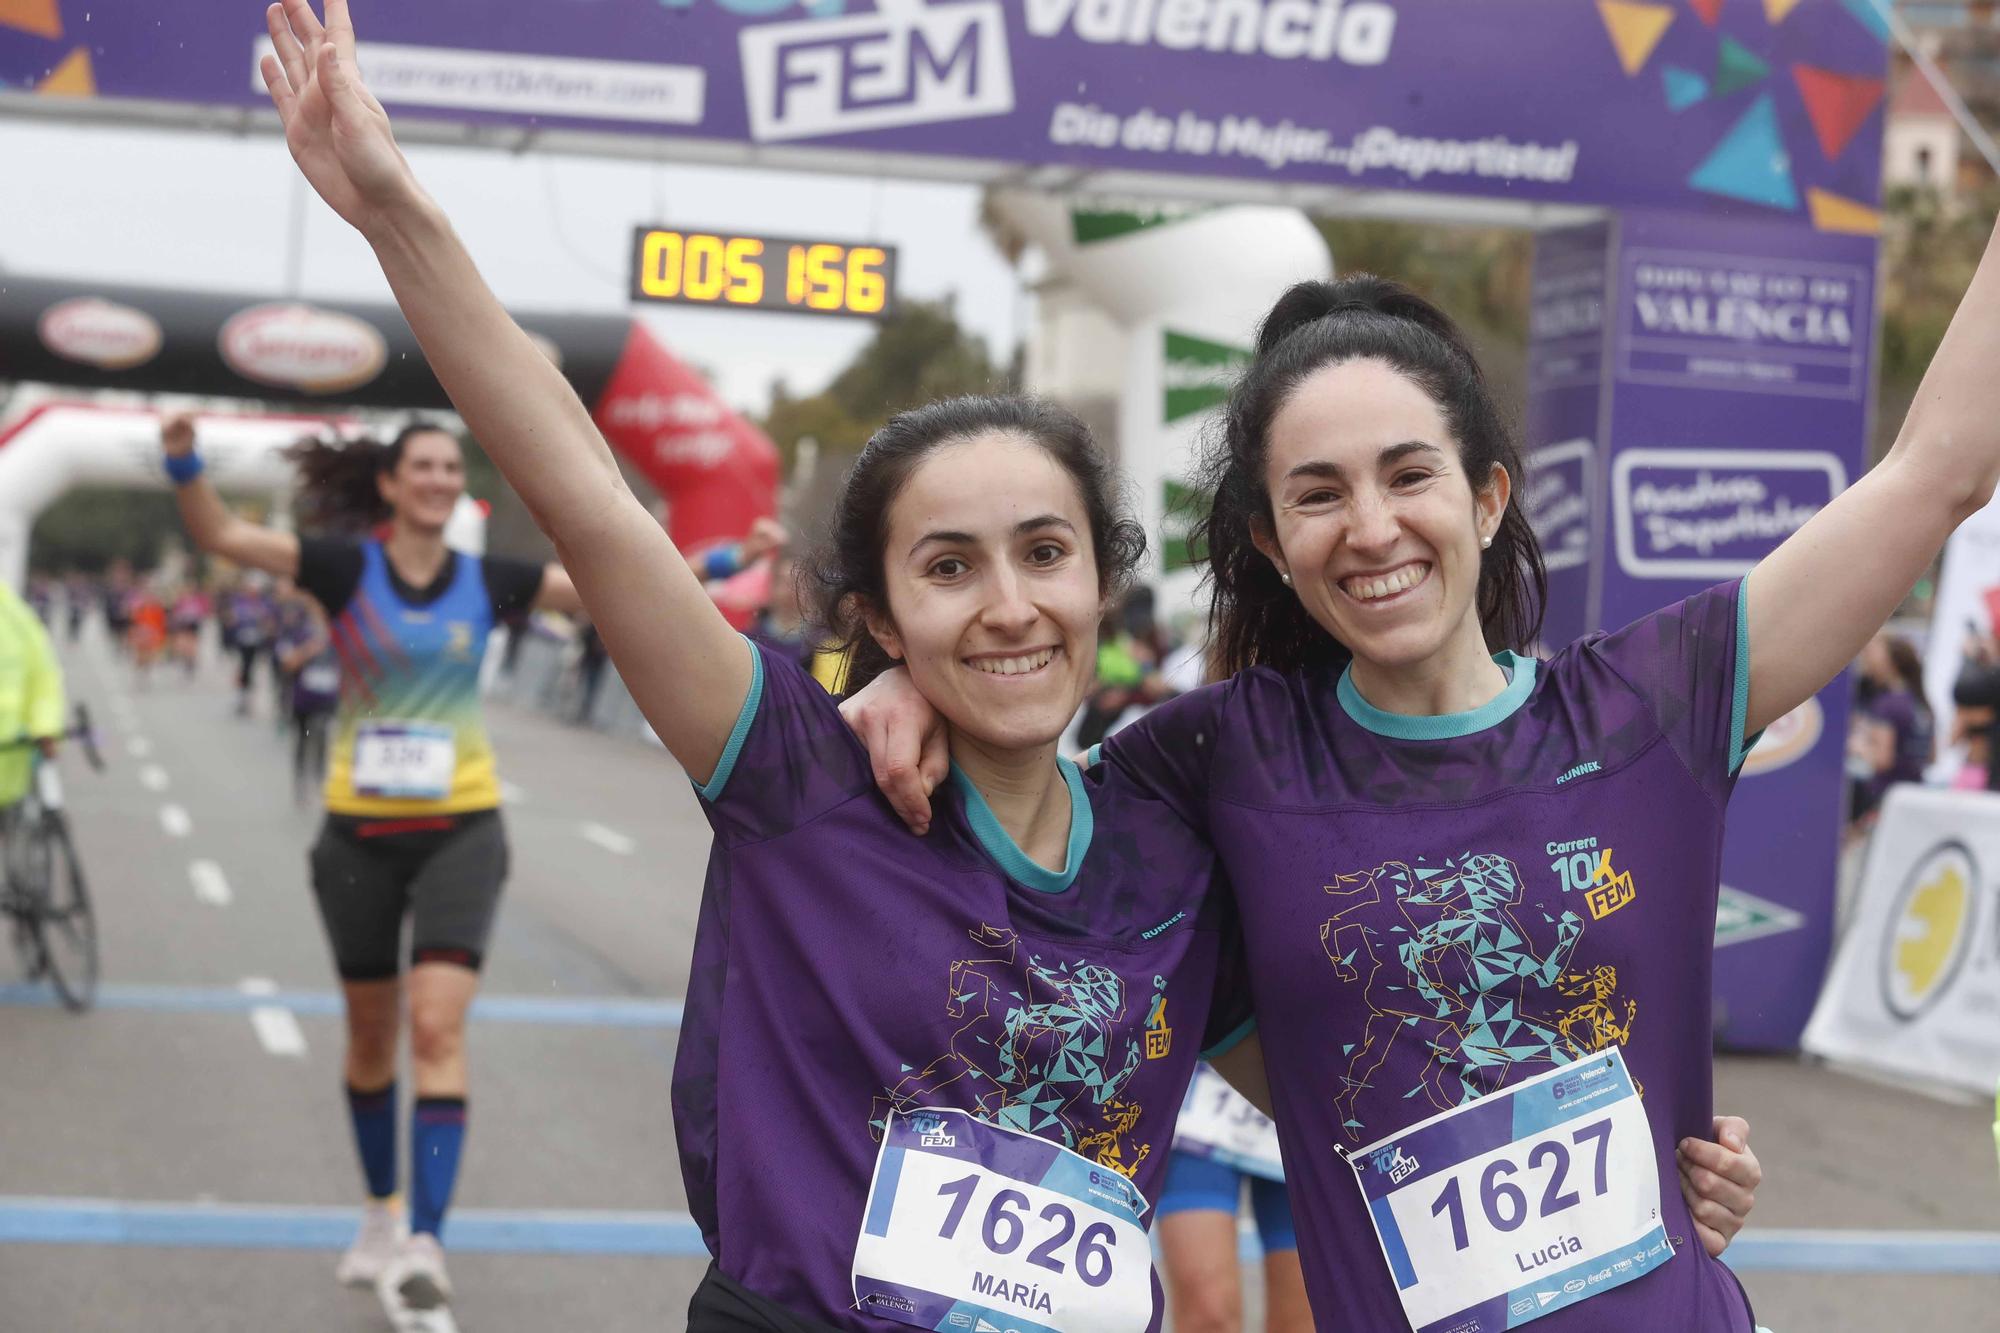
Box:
[335,1197,405,1288]
[380,1232,453,1311]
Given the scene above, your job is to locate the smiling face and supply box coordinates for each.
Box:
[865,432,1103,755]
[1253,357,1508,676]
[377,429,466,533]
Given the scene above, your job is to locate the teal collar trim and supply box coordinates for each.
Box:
[1337,651,1538,740]
[951,757,1093,894]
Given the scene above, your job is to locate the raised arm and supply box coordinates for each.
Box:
[160,413,301,579]
[259,0,746,780]
[1744,213,2000,735]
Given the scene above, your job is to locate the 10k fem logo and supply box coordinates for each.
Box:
[740,0,1014,142]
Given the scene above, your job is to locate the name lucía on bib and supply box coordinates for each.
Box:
[854,1107,1154,1333]
[1344,1048,1672,1333]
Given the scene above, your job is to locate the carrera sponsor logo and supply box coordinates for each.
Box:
[1880,840,1978,1020]
[218,303,388,395]
[865,1292,918,1313]
[1740,697,1823,775]
[740,0,1013,142]
[1365,1145,1419,1183]
[37,297,163,370]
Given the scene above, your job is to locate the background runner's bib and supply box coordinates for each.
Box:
[1173,1064,1283,1183]
[324,542,501,816]
[854,1108,1154,1333]
[1346,1050,1669,1333]
[299,661,341,695]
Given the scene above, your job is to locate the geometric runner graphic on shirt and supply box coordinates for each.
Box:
[876,924,1152,1178]
[1321,854,1593,1141]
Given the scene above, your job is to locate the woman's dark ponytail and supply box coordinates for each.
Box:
[285,423,447,534]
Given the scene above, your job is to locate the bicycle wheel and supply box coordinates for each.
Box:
[4,808,49,981]
[30,811,97,1011]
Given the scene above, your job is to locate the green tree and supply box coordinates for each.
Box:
[760,297,1012,470]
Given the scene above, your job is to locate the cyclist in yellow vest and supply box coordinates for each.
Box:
[0,579,64,808]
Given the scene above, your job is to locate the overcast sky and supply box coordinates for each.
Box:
[0,119,1028,414]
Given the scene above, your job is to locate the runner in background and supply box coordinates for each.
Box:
[158,406,583,1316]
[168,583,209,677]
[126,581,168,686]
[1159,1064,1312,1333]
[223,576,275,717]
[273,584,340,803]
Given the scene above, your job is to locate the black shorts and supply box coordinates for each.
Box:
[308,810,508,982]
[687,1265,846,1333]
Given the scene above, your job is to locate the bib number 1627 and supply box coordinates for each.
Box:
[933,1173,1118,1286]
[1429,1117,1612,1251]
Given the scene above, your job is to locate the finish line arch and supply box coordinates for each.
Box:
[0,0,1901,1049]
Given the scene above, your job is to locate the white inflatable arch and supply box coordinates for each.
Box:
[0,391,484,590]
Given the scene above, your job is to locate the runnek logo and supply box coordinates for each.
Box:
[739,0,1015,143]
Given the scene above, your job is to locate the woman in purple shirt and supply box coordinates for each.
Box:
[850,228,2000,1326]
[260,9,1267,1330]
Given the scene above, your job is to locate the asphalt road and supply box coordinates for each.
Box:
[1,625,1996,1331]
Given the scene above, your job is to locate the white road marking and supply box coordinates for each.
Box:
[499,780,528,804]
[126,737,151,759]
[240,977,307,1058]
[188,860,232,907]
[578,822,635,856]
[158,804,192,838]
[138,765,169,792]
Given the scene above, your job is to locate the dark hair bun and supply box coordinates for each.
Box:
[1254,276,1484,386]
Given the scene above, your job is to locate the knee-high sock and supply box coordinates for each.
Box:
[410,1096,468,1239]
[345,1080,398,1202]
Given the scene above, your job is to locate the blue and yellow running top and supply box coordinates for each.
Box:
[298,537,543,818]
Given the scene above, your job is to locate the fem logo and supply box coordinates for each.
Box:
[740,0,1013,142]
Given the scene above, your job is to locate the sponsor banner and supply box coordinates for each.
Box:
[1525,222,1612,650]
[1161,328,1249,424]
[1617,248,1870,400]
[218,303,390,396]
[1803,785,2000,1096]
[36,297,163,371]
[1611,447,1845,581]
[3,1,1888,218]
[0,276,777,558]
[1599,212,1873,1049]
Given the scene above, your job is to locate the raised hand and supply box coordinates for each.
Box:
[159,411,197,458]
[259,0,421,235]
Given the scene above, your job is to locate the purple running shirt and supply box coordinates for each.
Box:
[672,641,1252,1330]
[1105,582,1759,1332]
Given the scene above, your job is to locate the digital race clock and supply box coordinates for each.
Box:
[629,227,897,319]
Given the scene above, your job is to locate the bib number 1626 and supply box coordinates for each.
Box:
[933,1173,1118,1286]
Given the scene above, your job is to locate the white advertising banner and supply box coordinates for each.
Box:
[1803,785,2000,1096]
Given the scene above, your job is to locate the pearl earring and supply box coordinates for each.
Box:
[1481,536,1493,549]
[1280,572,1293,586]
